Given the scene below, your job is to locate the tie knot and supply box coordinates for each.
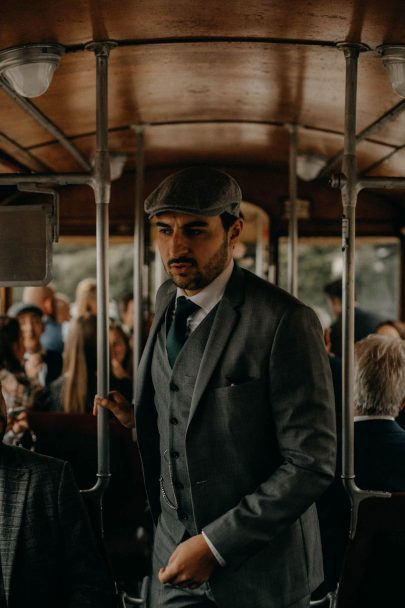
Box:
[174,296,199,320]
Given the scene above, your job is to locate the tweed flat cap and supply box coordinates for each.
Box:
[144,167,242,218]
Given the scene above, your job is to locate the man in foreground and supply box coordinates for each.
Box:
[0,381,115,607]
[95,167,336,607]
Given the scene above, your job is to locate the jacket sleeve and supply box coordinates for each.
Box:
[57,461,116,607]
[203,304,336,568]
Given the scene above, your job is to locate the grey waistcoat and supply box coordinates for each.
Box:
[151,304,218,542]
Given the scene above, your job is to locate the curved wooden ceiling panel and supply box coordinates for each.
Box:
[0,0,404,226]
[3,0,405,47]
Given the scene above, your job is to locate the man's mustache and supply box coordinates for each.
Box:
[168,257,196,266]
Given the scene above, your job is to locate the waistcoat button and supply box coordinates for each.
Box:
[171,450,180,459]
[178,511,188,521]
[169,382,179,391]
[170,416,179,425]
[173,480,184,489]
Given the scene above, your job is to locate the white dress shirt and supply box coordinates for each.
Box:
[176,259,234,335]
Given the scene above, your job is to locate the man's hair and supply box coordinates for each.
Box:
[220,211,239,232]
[354,335,405,417]
[323,279,342,300]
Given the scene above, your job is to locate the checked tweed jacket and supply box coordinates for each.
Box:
[0,443,114,608]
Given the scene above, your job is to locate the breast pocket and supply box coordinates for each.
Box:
[214,378,265,403]
[212,379,270,445]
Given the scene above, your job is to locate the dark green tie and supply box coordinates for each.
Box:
[166,296,200,367]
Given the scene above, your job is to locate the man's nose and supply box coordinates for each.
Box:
[169,231,190,257]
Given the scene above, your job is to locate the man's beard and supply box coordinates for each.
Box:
[166,236,229,291]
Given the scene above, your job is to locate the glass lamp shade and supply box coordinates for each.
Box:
[377,45,405,98]
[2,62,58,98]
[110,153,128,181]
[0,44,64,98]
[296,152,328,181]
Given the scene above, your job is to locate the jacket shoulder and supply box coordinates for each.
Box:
[1,443,66,474]
[241,267,311,315]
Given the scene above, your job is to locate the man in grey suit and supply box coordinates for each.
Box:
[0,382,114,607]
[95,167,336,608]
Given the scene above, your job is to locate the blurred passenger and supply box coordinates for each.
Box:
[119,292,134,337]
[75,278,97,317]
[109,321,132,402]
[376,319,405,339]
[324,278,384,357]
[3,405,36,450]
[57,314,98,413]
[0,381,115,607]
[354,335,405,491]
[55,291,72,341]
[22,285,64,353]
[8,302,62,386]
[0,315,50,412]
[54,314,132,412]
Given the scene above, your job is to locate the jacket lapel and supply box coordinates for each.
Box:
[0,448,30,603]
[135,281,176,411]
[188,264,245,425]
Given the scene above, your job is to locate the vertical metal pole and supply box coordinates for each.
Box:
[84,41,117,497]
[255,214,264,278]
[288,124,299,297]
[339,44,361,491]
[133,126,145,376]
[332,44,390,543]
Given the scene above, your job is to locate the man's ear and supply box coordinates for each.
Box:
[229,218,243,242]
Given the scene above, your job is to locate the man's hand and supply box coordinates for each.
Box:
[159,534,218,589]
[93,391,135,428]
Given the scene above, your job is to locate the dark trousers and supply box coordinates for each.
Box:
[148,516,311,608]
[149,517,217,607]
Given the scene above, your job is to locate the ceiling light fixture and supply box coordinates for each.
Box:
[109,153,128,181]
[377,45,405,97]
[296,152,328,181]
[0,43,64,98]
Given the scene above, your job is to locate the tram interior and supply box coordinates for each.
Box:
[0,1,405,606]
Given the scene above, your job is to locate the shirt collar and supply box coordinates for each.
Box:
[176,259,234,314]
[354,415,395,422]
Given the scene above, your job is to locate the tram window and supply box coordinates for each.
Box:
[12,240,136,313]
[278,237,400,320]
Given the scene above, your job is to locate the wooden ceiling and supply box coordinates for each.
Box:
[1,0,405,234]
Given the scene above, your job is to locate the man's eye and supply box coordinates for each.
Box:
[185,229,203,236]
[158,228,172,235]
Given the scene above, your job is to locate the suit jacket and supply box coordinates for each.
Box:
[135,265,336,608]
[354,419,405,491]
[0,443,114,608]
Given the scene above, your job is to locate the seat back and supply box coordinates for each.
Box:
[28,412,151,594]
[336,493,405,608]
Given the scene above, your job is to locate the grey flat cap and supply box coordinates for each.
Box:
[7,302,43,318]
[144,167,242,218]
